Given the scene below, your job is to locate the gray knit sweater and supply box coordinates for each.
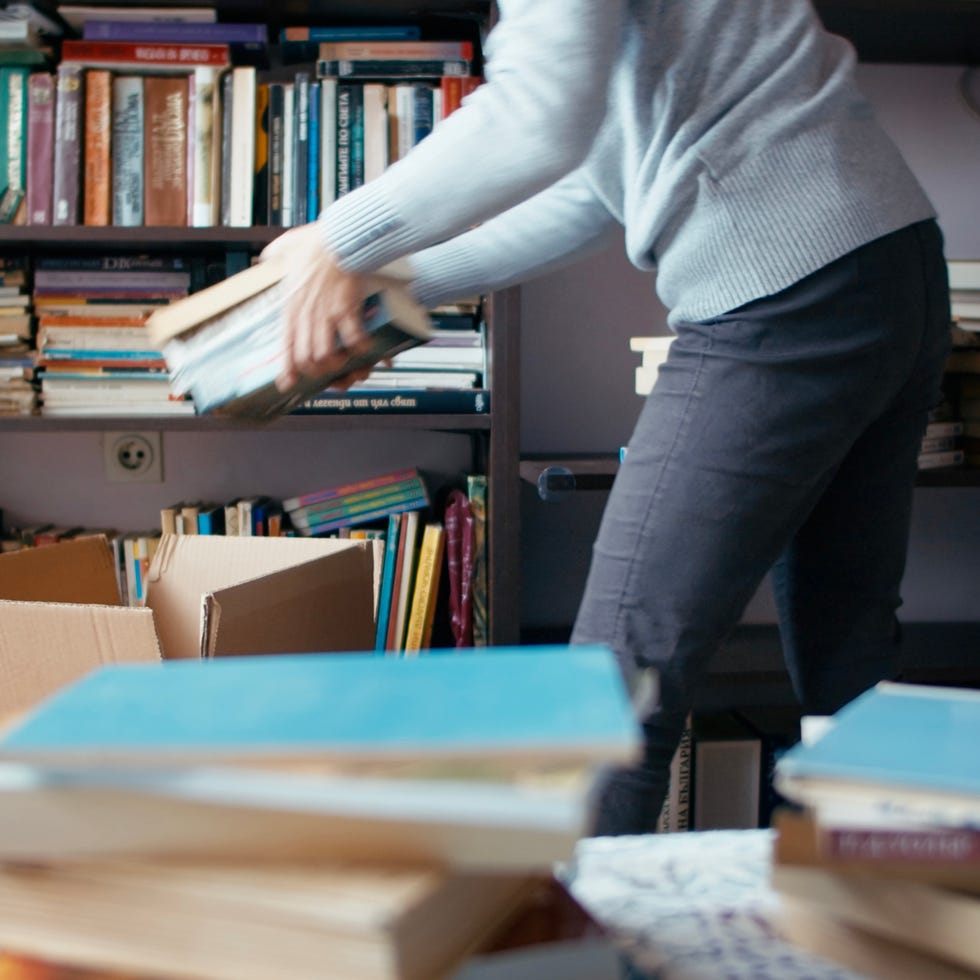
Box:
[319,0,935,324]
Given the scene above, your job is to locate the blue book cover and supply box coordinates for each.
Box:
[307,79,320,218]
[373,512,402,652]
[279,25,421,42]
[776,681,980,798]
[0,647,639,766]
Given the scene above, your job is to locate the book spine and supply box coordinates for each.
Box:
[110,75,144,227]
[374,512,402,651]
[394,84,414,159]
[292,71,310,224]
[282,25,421,42]
[4,67,29,224]
[83,68,112,226]
[316,40,473,60]
[465,474,488,646]
[319,76,337,206]
[282,467,420,511]
[218,70,234,227]
[83,21,267,43]
[307,79,320,218]
[26,72,55,225]
[917,448,965,469]
[822,825,980,863]
[281,83,294,226]
[335,82,352,197]
[267,81,285,225]
[252,81,270,224]
[362,82,388,184]
[297,496,427,536]
[403,522,445,653]
[52,63,84,226]
[290,484,427,526]
[316,59,471,79]
[61,41,231,69]
[143,74,188,226]
[294,388,490,415]
[348,82,364,190]
[412,84,434,145]
[190,65,218,227]
[228,66,256,227]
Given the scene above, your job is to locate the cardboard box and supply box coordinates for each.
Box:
[0,534,382,718]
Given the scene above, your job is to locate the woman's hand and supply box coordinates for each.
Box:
[261,224,374,392]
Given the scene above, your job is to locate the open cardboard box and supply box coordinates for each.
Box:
[0,534,383,718]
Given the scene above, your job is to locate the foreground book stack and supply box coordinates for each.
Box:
[771,681,980,979]
[0,647,639,979]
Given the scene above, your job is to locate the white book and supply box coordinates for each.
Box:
[947,259,980,291]
[319,76,337,205]
[228,66,256,228]
[281,83,295,227]
[111,75,144,227]
[190,66,219,227]
[395,84,415,159]
[362,82,388,184]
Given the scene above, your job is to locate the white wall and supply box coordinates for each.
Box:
[520,64,980,631]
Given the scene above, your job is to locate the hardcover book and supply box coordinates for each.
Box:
[147,256,433,420]
[143,74,188,226]
[25,71,54,225]
[110,75,144,226]
[51,63,84,226]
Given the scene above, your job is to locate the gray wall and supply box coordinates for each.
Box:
[519,64,980,633]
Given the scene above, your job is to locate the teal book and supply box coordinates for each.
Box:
[0,646,639,768]
[373,512,401,651]
[775,681,980,825]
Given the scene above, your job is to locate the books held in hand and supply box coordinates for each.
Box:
[146,256,433,419]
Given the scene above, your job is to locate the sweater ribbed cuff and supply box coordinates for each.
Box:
[408,243,488,309]
[319,183,421,274]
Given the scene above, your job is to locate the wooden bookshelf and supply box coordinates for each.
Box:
[0,0,522,645]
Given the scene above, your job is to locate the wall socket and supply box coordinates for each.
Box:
[103,431,164,483]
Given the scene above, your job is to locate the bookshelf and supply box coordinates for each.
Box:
[0,0,524,645]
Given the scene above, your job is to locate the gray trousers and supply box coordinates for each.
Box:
[572,220,951,835]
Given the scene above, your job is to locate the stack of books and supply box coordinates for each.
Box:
[0,647,639,979]
[0,258,36,414]
[771,681,980,978]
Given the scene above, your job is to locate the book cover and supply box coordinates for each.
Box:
[280,82,294,226]
[307,77,320,217]
[288,477,427,525]
[0,646,638,767]
[82,68,111,226]
[316,58,471,80]
[403,522,445,653]
[775,681,980,826]
[82,20,267,43]
[319,75,337,205]
[148,257,434,420]
[3,67,29,225]
[282,467,420,512]
[189,64,218,227]
[387,508,420,651]
[61,40,231,71]
[362,81,388,183]
[51,62,83,226]
[143,74,188,226]
[217,68,233,226]
[25,70,54,225]
[294,387,490,415]
[297,494,428,538]
[109,74,144,226]
[373,511,401,651]
[267,80,285,225]
[281,25,421,42]
[291,70,310,224]
[252,78,270,223]
[444,487,475,648]
[466,474,488,646]
[228,66,256,227]
[335,81,353,196]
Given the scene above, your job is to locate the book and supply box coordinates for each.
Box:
[655,716,693,833]
[0,647,639,769]
[282,467,421,512]
[444,487,475,648]
[294,387,490,415]
[109,74,143,226]
[2,66,29,225]
[0,855,535,980]
[56,6,218,30]
[228,65,256,227]
[147,255,434,419]
[25,70,54,225]
[387,509,419,651]
[403,522,445,653]
[466,474,488,646]
[291,70,310,223]
[294,493,428,538]
[287,472,428,523]
[774,681,980,829]
[51,62,83,226]
[82,19,267,43]
[60,39,231,72]
[317,58,471,79]
[142,74,188,226]
[373,511,401,651]
[282,25,422,42]
[82,67,111,225]
[189,64,218,227]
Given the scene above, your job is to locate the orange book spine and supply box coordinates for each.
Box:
[83,69,112,225]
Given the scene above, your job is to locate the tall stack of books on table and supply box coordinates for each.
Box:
[35,255,194,416]
[0,647,638,979]
[770,681,980,979]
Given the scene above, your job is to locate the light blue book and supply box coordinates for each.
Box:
[0,647,639,768]
[775,681,980,825]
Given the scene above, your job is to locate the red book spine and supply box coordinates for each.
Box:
[61,40,231,68]
[26,72,55,225]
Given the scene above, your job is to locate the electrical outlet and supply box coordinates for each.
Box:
[104,431,164,483]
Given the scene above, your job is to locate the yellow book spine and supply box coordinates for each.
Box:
[403,522,445,653]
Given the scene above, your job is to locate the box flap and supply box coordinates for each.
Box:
[0,600,160,717]
[204,546,376,657]
[145,535,380,660]
[0,536,121,606]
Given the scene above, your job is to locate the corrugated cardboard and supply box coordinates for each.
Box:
[145,534,382,660]
[0,601,160,719]
[0,534,382,718]
[0,535,122,606]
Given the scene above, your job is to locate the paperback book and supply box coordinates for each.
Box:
[147,257,433,419]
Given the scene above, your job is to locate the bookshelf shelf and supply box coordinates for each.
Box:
[0,227,282,251]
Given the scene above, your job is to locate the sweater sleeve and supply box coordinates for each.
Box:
[318,0,625,274]
[405,170,621,309]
